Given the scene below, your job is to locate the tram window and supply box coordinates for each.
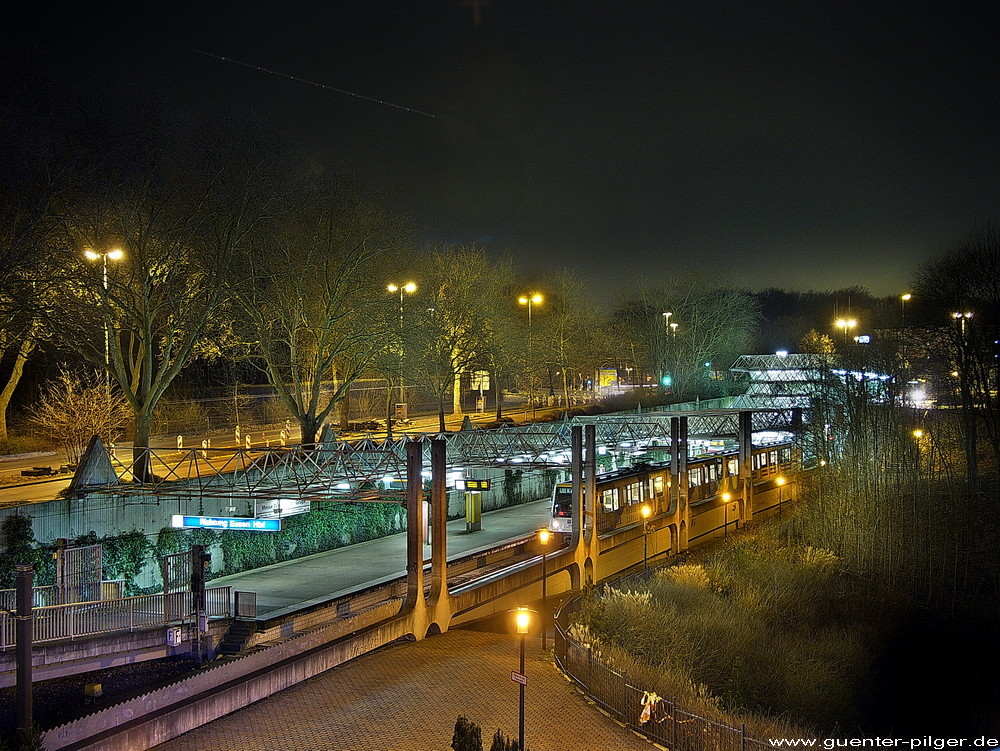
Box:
[625,482,641,505]
[601,487,620,512]
[652,475,664,495]
[553,486,572,517]
[727,459,738,476]
[690,468,702,487]
[769,450,778,465]
[780,447,791,463]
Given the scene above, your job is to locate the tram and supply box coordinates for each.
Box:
[547,441,794,534]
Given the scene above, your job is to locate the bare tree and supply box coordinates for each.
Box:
[912,226,1000,480]
[227,183,407,445]
[0,99,68,443]
[536,269,601,407]
[48,130,276,480]
[31,369,132,464]
[611,275,759,398]
[409,247,510,432]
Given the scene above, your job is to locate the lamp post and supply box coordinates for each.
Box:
[721,491,731,538]
[386,282,416,437]
[776,476,786,519]
[514,607,532,751]
[537,529,550,650]
[518,293,543,420]
[640,504,652,570]
[84,247,124,396]
[900,293,912,327]
[835,318,857,343]
[951,311,973,336]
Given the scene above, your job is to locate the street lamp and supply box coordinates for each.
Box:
[518,293,543,419]
[835,318,857,342]
[386,282,417,436]
[84,247,124,395]
[513,606,533,751]
[640,504,652,570]
[951,311,973,336]
[776,476,786,519]
[900,293,912,327]
[537,529,550,651]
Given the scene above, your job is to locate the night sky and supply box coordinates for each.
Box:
[6,1,999,304]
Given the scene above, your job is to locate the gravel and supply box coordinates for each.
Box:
[0,655,206,737]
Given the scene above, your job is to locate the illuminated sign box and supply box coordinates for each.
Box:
[455,479,491,491]
[171,515,282,532]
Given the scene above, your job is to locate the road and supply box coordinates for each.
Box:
[0,403,573,507]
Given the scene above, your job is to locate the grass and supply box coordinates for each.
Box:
[572,525,903,736]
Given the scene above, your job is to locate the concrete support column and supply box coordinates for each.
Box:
[429,438,448,603]
[584,425,597,548]
[570,426,583,552]
[670,417,690,550]
[738,411,754,521]
[403,439,425,611]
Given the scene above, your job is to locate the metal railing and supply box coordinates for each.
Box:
[554,594,773,751]
[0,586,231,650]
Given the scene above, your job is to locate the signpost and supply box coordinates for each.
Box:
[171,515,282,532]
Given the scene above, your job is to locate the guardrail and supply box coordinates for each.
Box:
[554,588,772,751]
[0,586,231,649]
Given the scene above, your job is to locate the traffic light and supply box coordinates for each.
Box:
[660,373,673,388]
[190,545,212,594]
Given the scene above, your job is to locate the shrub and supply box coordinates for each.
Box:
[452,716,482,751]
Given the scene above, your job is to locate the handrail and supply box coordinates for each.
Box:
[0,586,231,650]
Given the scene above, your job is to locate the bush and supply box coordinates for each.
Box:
[572,527,900,735]
[452,716,482,751]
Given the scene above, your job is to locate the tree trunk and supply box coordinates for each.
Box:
[451,372,463,417]
[494,371,504,421]
[131,409,153,483]
[0,336,35,444]
[299,416,321,449]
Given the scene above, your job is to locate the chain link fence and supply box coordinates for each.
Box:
[554,582,774,751]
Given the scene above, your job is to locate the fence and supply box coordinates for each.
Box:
[554,591,773,751]
[0,586,231,650]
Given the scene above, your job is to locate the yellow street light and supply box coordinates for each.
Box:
[640,504,652,570]
[900,293,912,327]
[512,606,534,751]
[951,311,973,336]
[518,293,543,419]
[912,429,924,439]
[83,246,124,395]
[835,318,857,341]
[776,476,786,519]
[386,282,417,436]
[536,529,551,650]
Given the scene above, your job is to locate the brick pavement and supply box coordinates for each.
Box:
[153,628,655,751]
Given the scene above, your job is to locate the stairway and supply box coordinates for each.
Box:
[218,619,258,656]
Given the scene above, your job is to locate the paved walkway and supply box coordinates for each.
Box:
[153,628,653,751]
[210,499,555,615]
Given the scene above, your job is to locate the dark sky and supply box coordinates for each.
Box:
[7,1,999,303]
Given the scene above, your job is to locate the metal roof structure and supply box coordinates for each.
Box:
[88,407,798,502]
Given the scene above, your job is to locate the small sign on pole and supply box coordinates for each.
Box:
[456,479,491,491]
[511,671,527,685]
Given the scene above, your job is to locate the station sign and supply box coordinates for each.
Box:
[255,497,311,519]
[171,515,282,532]
[455,479,491,491]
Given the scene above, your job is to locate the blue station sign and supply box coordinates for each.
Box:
[171,515,282,532]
